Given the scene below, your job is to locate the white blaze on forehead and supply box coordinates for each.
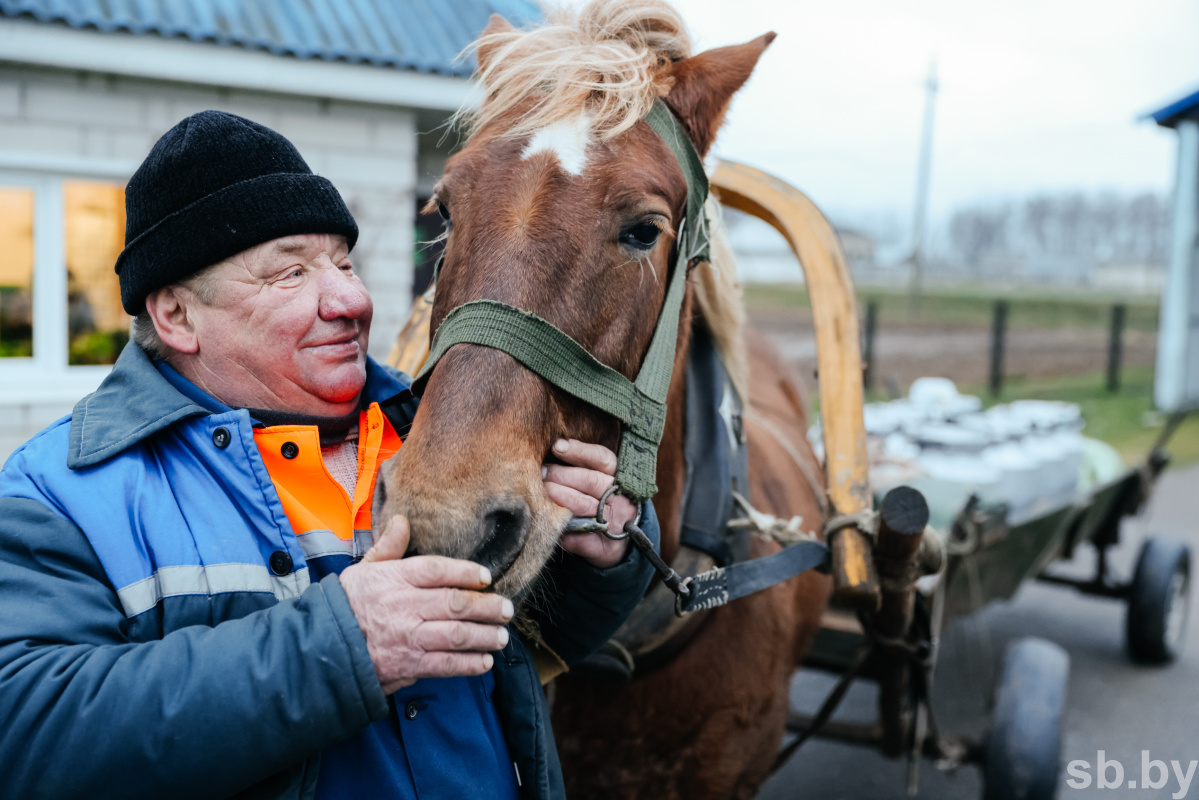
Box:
[521,115,592,176]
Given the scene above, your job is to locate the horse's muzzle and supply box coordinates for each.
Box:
[467,498,530,583]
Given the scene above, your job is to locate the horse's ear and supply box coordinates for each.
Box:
[477,14,517,76]
[663,32,777,157]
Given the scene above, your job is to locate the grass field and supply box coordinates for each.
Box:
[743,283,1161,331]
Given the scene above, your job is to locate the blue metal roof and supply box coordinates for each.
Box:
[0,0,542,77]
[1148,86,1199,129]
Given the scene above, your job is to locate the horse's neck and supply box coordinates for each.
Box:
[652,287,695,567]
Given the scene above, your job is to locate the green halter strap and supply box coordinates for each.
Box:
[415,101,709,502]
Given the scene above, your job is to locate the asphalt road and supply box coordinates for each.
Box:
[759,463,1199,800]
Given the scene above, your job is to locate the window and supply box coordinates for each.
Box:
[0,170,131,396]
[65,181,128,365]
[0,186,34,359]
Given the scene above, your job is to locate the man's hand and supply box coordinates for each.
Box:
[542,439,636,569]
[340,516,513,695]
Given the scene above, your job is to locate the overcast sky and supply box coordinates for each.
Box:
[671,0,1199,244]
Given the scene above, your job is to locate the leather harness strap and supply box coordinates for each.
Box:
[675,535,830,614]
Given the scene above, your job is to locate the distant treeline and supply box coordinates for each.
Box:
[948,191,1170,267]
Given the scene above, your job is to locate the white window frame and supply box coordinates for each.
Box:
[0,159,134,406]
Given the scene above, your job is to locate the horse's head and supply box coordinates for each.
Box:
[382,1,774,596]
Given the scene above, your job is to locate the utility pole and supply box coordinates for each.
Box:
[908,59,939,311]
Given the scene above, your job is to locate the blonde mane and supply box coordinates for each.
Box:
[462,0,691,141]
[460,0,750,401]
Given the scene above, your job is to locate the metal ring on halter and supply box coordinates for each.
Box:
[594,484,621,526]
[596,484,630,540]
[599,484,644,540]
[563,482,642,537]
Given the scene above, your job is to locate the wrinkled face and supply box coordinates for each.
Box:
[380,112,688,595]
[183,233,373,415]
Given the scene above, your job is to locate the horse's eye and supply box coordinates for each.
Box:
[437,201,452,226]
[621,222,660,250]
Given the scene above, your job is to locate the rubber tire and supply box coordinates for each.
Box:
[983,637,1070,800]
[1126,536,1191,664]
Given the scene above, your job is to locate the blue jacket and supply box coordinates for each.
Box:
[0,343,659,800]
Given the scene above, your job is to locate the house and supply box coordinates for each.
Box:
[0,0,539,460]
[1148,86,1199,413]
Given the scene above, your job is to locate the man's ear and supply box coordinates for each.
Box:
[663,32,777,157]
[476,14,517,76]
[144,286,199,355]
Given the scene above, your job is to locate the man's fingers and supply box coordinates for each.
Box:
[403,555,493,590]
[415,651,496,679]
[560,531,629,569]
[422,587,514,623]
[544,482,600,518]
[543,464,614,500]
[551,439,618,476]
[415,621,509,652]
[607,494,638,528]
[560,531,609,560]
[362,515,410,563]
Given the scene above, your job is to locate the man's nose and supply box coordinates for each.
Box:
[315,260,371,320]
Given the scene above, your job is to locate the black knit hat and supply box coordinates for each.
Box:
[116,111,359,315]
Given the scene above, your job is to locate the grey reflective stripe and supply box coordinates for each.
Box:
[295,528,375,561]
[116,563,312,618]
[296,529,349,560]
[355,528,375,558]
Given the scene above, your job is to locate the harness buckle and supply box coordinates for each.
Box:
[674,576,695,617]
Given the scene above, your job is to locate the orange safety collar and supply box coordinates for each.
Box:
[254,402,402,542]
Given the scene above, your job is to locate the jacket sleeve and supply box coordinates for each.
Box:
[528,500,660,665]
[0,496,389,800]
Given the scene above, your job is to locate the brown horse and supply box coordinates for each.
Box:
[381,2,830,797]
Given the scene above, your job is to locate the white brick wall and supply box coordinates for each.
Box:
[0,399,77,465]
[0,64,442,461]
[24,81,144,128]
[0,64,426,360]
[0,82,19,118]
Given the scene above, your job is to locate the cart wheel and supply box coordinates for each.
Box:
[983,637,1070,800]
[1126,536,1191,664]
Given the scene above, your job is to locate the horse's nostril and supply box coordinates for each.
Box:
[470,502,530,582]
[484,508,523,542]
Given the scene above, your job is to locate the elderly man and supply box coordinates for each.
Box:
[0,111,658,799]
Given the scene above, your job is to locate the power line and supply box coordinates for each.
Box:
[909,58,939,309]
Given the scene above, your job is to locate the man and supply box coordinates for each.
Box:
[0,111,658,799]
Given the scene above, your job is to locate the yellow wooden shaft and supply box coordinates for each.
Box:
[710,159,879,609]
[388,286,435,377]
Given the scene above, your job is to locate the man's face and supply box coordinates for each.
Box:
[184,233,373,415]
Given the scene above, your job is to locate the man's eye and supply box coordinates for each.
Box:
[620,222,660,250]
